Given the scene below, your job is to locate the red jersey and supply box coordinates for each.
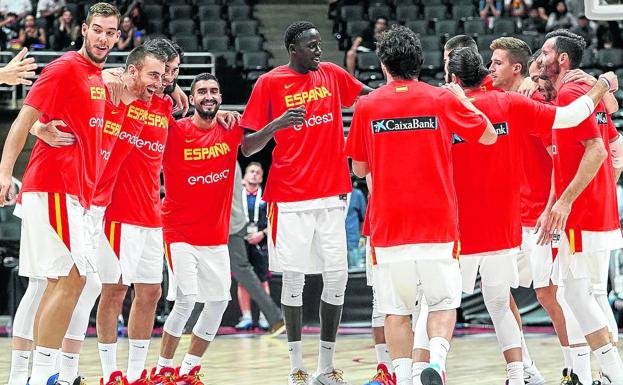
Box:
[453,88,556,255]
[519,92,553,228]
[92,99,150,207]
[105,95,172,227]
[345,80,488,247]
[240,62,363,203]
[162,118,243,246]
[552,82,620,232]
[21,51,107,208]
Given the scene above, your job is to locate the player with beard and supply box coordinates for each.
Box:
[538,29,623,385]
[0,4,120,385]
[240,21,372,385]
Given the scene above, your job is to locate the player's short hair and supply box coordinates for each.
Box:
[190,72,220,94]
[490,37,532,76]
[448,47,489,88]
[245,162,263,173]
[143,38,179,62]
[444,35,478,53]
[86,2,120,26]
[284,21,317,51]
[125,44,167,70]
[528,49,541,68]
[377,25,422,80]
[545,29,586,69]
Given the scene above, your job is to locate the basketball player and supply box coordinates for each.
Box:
[0,47,36,86]
[0,4,120,385]
[240,21,372,385]
[538,29,623,385]
[346,25,497,385]
[445,45,615,385]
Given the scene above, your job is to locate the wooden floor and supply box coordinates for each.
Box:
[0,332,607,385]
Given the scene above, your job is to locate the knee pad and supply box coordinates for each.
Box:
[557,286,586,345]
[371,289,386,328]
[12,277,47,340]
[281,271,305,307]
[192,300,228,342]
[321,270,348,306]
[163,292,197,338]
[595,292,619,341]
[65,273,102,341]
[482,283,521,351]
[563,277,608,336]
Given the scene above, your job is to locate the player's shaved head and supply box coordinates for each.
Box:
[444,35,478,53]
[284,21,317,50]
[490,37,532,76]
[86,2,120,26]
[448,47,489,88]
[126,45,167,70]
[377,25,422,80]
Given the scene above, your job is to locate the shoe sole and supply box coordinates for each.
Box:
[421,368,444,385]
[525,378,546,385]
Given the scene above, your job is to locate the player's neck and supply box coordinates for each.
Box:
[287,61,310,75]
[120,72,139,105]
[553,68,569,90]
[192,113,217,130]
[78,47,105,69]
[245,183,260,193]
[508,76,524,92]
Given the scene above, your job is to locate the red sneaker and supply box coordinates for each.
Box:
[180,366,205,385]
[363,364,395,385]
[100,371,128,385]
[128,369,156,385]
[153,367,183,385]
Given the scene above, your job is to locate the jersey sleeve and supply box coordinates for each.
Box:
[240,74,272,132]
[345,98,369,163]
[509,93,556,138]
[329,63,364,108]
[441,90,488,142]
[557,84,601,142]
[23,60,72,118]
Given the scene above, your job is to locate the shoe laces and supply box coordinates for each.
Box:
[290,370,309,385]
[371,368,389,383]
[156,374,177,385]
[183,372,204,385]
[326,369,346,383]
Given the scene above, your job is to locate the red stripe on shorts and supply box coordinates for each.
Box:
[105,219,122,259]
[164,242,173,273]
[48,192,71,250]
[267,202,278,246]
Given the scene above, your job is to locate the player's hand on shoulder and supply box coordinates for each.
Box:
[517,77,537,97]
[0,47,36,86]
[171,84,189,117]
[562,69,595,86]
[31,119,75,147]
[442,82,467,100]
[102,67,125,106]
[216,110,241,130]
[273,106,306,131]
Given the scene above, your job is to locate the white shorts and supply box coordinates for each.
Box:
[593,251,611,295]
[97,221,163,285]
[460,248,521,294]
[165,242,232,303]
[17,192,93,278]
[372,243,462,315]
[267,196,348,274]
[519,227,558,289]
[84,205,106,262]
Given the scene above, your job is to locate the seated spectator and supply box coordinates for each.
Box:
[125,0,146,32]
[523,6,548,33]
[480,0,503,29]
[505,0,529,18]
[0,0,32,22]
[36,0,65,30]
[116,16,141,51]
[18,15,46,49]
[0,12,19,48]
[570,15,597,47]
[531,0,551,22]
[546,0,577,32]
[345,16,387,75]
[52,8,79,51]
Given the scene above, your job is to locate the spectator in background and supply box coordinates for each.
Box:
[36,0,65,30]
[505,0,529,18]
[345,181,366,269]
[345,16,387,75]
[531,0,551,22]
[571,15,597,47]
[52,8,80,51]
[0,12,19,49]
[116,16,141,51]
[480,0,503,29]
[523,6,547,33]
[546,0,577,31]
[125,0,146,32]
[0,0,32,22]
[18,15,46,49]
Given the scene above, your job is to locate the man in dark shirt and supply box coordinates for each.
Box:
[346,16,387,75]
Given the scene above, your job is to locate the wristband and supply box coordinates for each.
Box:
[598,75,612,92]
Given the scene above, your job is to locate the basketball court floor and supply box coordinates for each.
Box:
[0,331,607,384]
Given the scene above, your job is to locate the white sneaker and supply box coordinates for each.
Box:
[289,369,311,385]
[313,369,350,385]
[524,361,546,385]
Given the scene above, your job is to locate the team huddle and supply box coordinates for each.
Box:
[0,2,621,385]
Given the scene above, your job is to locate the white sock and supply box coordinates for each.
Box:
[156,356,174,373]
[374,344,392,371]
[562,346,572,370]
[30,346,59,385]
[520,334,533,368]
[392,358,413,385]
[317,341,335,374]
[594,343,623,382]
[429,337,450,374]
[98,342,117,380]
[54,349,61,372]
[412,361,428,385]
[241,310,252,320]
[571,345,592,385]
[8,350,31,385]
[507,361,524,385]
[179,353,201,375]
[288,341,305,372]
[127,339,150,382]
[58,352,80,383]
